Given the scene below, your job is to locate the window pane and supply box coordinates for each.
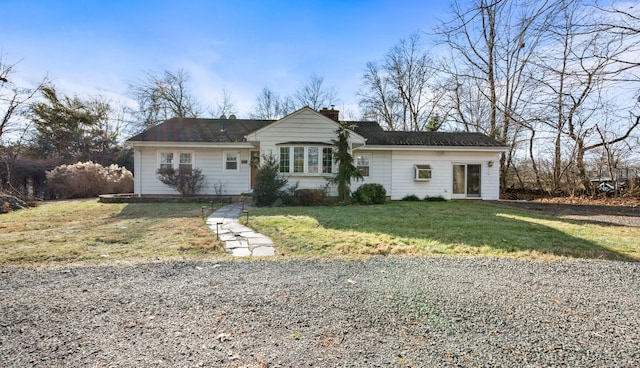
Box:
[279,147,290,173]
[226,153,238,170]
[308,147,319,173]
[180,153,191,164]
[356,155,369,166]
[322,148,333,173]
[467,164,481,197]
[293,147,304,173]
[160,152,173,169]
[453,165,465,194]
[356,154,369,177]
[417,169,431,179]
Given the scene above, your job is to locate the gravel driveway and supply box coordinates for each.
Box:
[1,257,639,367]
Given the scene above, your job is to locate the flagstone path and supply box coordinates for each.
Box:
[205,203,276,257]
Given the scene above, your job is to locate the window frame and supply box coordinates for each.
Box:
[158,150,195,171]
[414,164,432,181]
[356,154,370,177]
[224,151,239,171]
[278,146,334,175]
[322,147,333,174]
[279,147,290,173]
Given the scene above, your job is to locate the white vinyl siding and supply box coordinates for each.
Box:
[389,150,501,200]
[134,147,252,195]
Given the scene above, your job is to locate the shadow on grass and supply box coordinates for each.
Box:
[252,201,637,261]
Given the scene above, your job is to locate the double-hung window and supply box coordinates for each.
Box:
[160,152,174,170]
[356,154,370,177]
[159,151,195,171]
[179,153,192,172]
[225,152,239,170]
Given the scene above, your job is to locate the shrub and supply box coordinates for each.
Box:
[157,167,207,196]
[281,181,300,206]
[424,195,447,202]
[46,161,134,199]
[352,183,387,205]
[295,189,326,206]
[253,154,288,207]
[401,194,421,201]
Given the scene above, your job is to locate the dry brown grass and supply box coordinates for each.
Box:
[0,199,225,267]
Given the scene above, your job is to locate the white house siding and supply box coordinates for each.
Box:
[351,151,393,195]
[389,150,502,200]
[134,146,253,195]
[248,108,367,194]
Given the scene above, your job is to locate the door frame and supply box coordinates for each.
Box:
[250,151,260,189]
[452,163,482,199]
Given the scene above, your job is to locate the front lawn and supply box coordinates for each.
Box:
[0,199,223,266]
[247,201,640,260]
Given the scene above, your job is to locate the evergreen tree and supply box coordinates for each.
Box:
[328,124,362,203]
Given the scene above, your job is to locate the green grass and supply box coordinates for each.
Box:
[0,199,225,267]
[247,201,640,261]
[2,199,638,267]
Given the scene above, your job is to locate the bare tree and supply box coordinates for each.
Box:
[0,57,48,194]
[536,0,640,193]
[211,88,236,118]
[128,69,201,131]
[359,33,444,131]
[251,87,295,119]
[436,0,560,190]
[294,74,337,110]
[0,57,47,143]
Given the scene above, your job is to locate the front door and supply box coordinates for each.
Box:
[250,151,260,189]
[452,164,481,198]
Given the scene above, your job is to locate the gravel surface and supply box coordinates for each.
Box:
[1,257,639,367]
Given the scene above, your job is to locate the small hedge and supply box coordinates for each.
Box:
[352,183,387,205]
[401,194,421,201]
[424,195,447,202]
[295,189,326,206]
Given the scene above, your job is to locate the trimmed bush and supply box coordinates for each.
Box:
[295,189,326,206]
[424,195,447,202]
[46,161,133,199]
[401,194,421,201]
[352,183,387,205]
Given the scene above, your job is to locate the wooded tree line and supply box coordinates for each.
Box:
[1,0,639,198]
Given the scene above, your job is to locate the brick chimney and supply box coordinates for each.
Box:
[319,105,339,122]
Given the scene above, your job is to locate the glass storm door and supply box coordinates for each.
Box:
[452,164,481,198]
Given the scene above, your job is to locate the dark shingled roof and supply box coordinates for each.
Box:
[127,117,505,148]
[349,122,504,147]
[127,117,272,143]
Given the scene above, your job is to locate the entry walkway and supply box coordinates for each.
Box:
[205,203,276,257]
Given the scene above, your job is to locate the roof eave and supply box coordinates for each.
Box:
[354,145,508,152]
[128,141,258,149]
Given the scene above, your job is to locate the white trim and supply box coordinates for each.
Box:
[223,151,240,171]
[131,141,255,149]
[156,149,195,170]
[355,145,508,153]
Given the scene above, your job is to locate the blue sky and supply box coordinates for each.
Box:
[2,1,450,118]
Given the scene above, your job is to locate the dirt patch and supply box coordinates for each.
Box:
[494,198,640,227]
